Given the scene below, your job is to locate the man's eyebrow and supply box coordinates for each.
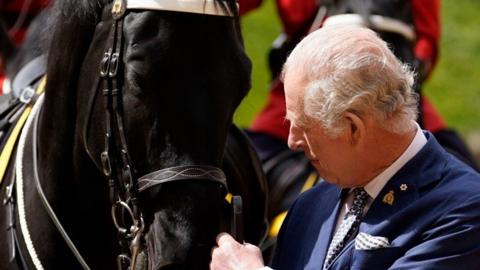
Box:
[284,114,291,121]
[285,112,304,127]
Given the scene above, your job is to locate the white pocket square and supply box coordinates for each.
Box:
[355,232,390,250]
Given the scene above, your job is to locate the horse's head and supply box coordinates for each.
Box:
[75,0,251,269]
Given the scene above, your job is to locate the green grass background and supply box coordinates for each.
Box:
[234,0,480,141]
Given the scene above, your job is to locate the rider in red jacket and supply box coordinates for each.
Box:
[0,0,50,94]
[241,0,477,169]
[241,0,443,141]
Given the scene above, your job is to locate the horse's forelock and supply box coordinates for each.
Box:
[53,0,110,23]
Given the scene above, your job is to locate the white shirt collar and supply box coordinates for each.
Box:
[363,122,427,199]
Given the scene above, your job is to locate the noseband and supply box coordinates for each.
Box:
[85,1,236,269]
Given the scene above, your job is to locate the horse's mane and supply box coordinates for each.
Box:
[46,0,106,87]
[44,0,112,110]
[47,0,109,76]
[38,0,111,178]
[54,0,109,21]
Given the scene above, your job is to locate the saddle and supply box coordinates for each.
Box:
[0,55,46,184]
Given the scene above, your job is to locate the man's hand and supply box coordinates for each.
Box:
[210,233,265,270]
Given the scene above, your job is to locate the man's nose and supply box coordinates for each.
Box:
[287,126,304,151]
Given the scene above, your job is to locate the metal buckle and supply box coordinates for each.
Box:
[3,184,14,205]
[117,254,131,270]
[19,86,35,104]
[101,151,112,177]
[111,200,144,237]
[109,53,120,77]
[100,52,112,77]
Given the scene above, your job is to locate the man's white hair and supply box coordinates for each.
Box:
[283,25,418,136]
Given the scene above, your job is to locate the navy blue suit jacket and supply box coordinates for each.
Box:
[271,132,480,269]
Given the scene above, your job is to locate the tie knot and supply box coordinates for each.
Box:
[350,188,369,215]
[353,187,368,198]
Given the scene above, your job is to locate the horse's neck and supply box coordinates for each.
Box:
[38,93,74,173]
[38,84,109,203]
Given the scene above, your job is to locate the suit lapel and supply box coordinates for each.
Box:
[361,132,446,233]
[304,187,344,270]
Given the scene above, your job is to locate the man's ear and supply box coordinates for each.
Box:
[343,111,366,145]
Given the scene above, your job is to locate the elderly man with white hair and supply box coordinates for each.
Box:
[210,25,480,270]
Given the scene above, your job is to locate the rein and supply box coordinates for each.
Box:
[16,93,93,270]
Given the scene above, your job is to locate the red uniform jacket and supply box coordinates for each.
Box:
[240,0,444,141]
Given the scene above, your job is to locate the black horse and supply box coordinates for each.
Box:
[0,0,266,269]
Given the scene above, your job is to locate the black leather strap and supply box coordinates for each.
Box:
[11,55,46,98]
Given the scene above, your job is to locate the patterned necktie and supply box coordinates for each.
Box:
[323,188,370,270]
